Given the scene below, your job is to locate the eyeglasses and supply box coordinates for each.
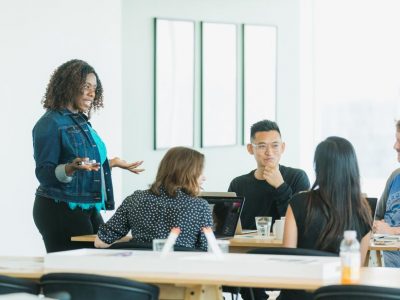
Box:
[251,143,281,153]
[82,83,97,93]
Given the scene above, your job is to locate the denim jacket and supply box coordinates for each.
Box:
[32,109,114,210]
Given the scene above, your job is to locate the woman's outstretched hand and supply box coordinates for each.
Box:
[65,157,101,176]
[110,157,145,174]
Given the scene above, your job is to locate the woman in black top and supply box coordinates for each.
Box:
[284,136,372,257]
[279,137,372,300]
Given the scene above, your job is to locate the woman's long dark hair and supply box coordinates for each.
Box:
[305,136,372,252]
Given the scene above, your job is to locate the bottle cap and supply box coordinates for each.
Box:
[344,230,356,239]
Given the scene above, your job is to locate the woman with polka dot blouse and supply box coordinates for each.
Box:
[95,147,213,251]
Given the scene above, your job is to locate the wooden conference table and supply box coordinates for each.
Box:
[71,233,284,253]
[366,239,400,267]
[72,233,400,267]
[2,251,400,300]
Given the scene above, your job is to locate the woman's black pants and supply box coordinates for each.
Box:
[33,195,104,253]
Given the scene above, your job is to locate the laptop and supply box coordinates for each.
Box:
[201,195,245,239]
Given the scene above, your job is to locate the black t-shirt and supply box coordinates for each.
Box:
[290,191,371,253]
[228,165,310,229]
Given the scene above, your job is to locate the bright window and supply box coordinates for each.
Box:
[304,0,400,197]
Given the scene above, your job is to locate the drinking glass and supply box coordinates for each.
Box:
[255,216,272,237]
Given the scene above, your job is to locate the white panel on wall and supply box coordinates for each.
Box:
[155,19,195,149]
[201,22,237,147]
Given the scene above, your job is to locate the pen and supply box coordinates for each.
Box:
[161,227,181,257]
[203,227,223,258]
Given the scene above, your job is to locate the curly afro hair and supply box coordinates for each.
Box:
[42,59,104,117]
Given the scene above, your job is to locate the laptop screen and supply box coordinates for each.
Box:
[201,196,245,239]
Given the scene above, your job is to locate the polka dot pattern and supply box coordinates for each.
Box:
[98,188,213,251]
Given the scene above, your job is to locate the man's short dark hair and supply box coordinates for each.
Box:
[396,120,400,132]
[250,120,281,141]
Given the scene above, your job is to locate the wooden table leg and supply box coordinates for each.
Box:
[364,250,371,267]
[158,284,185,300]
[183,285,223,300]
[376,250,383,267]
[158,284,222,300]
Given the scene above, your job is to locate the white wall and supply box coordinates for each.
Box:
[0,0,300,255]
[0,0,122,255]
[121,0,301,196]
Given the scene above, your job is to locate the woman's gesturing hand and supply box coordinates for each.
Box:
[65,157,100,176]
[109,157,145,174]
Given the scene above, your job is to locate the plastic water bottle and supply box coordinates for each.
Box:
[339,230,361,284]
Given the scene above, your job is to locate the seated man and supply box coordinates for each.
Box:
[374,120,400,267]
[229,120,310,300]
[229,119,310,229]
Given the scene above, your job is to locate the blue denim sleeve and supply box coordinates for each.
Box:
[33,117,62,186]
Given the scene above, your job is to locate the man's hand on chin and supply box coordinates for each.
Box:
[263,164,284,188]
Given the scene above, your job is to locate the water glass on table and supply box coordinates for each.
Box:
[152,239,167,252]
[208,240,230,253]
[255,216,272,237]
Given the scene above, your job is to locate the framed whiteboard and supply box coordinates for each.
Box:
[201,22,237,147]
[154,19,195,149]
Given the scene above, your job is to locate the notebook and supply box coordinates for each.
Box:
[235,219,257,235]
[201,195,245,239]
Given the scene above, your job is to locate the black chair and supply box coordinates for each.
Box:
[109,240,204,252]
[41,273,159,300]
[248,247,337,257]
[109,241,152,250]
[366,197,378,219]
[241,247,337,300]
[313,284,400,300]
[0,274,39,295]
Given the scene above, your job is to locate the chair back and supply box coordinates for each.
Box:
[366,197,378,219]
[41,273,159,300]
[109,241,204,252]
[313,284,400,300]
[245,247,337,300]
[109,241,152,250]
[248,247,337,256]
[0,274,39,295]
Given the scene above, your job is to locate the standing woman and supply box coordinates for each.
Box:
[33,59,144,253]
[281,136,372,300]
